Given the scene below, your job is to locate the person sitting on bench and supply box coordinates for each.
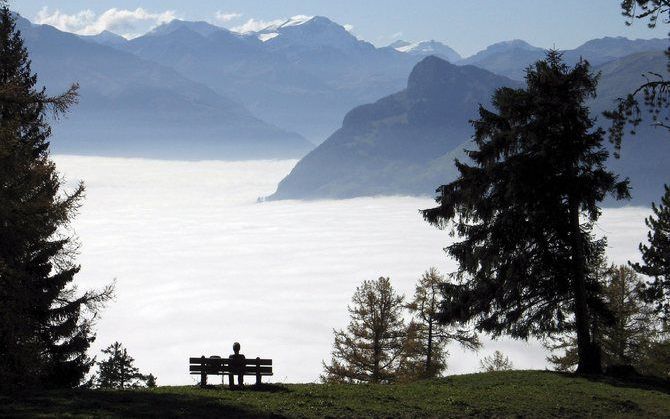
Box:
[228,342,246,388]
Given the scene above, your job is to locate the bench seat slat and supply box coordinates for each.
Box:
[189,358,272,366]
[189,366,273,374]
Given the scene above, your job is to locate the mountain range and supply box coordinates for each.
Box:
[18,15,312,159]
[458,37,668,80]
[116,17,418,143]
[105,17,667,145]
[15,11,669,205]
[269,53,670,206]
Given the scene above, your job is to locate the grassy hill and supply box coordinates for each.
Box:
[3,370,670,418]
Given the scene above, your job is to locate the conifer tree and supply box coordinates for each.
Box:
[322,277,407,383]
[405,268,480,378]
[547,265,661,373]
[633,185,670,318]
[145,373,157,388]
[423,52,629,374]
[0,2,112,391]
[479,351,514,372]
[95,342,151,389]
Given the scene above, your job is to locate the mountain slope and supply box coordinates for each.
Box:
[268,56,516,200]
[565,36,668,67]
[17,15,312,159]
[458,40,546,80]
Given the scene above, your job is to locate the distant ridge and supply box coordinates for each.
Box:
[268,56,516,200]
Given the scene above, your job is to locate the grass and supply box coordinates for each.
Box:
[2,370,670,418]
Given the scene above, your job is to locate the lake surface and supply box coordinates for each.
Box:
[54,155,652,384]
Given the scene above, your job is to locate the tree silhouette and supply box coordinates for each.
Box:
[96,342,153,389]
[0,2,112,391]
[633,185,670,318]
[145,373,157,388]
[322,277,407,383]
[479,351,513,372]
[547,265,662,375]
[405,268,480,378]
[423,51,629,375]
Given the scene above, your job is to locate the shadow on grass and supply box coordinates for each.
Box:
[1,388,267,418]
[557,371,670,395]
[200,383,290,393]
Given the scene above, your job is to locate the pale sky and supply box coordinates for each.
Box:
[12,0,669,57]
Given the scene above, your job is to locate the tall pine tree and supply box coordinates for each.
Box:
[423,52,629,374]
[0,3,112,391]
[633,185,670,318]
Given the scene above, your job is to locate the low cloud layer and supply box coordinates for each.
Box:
[54,156,652,384]
[35,7,177,38]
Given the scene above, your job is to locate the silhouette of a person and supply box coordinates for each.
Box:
[228,342,245,388]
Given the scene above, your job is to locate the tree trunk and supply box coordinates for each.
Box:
[372,333,381,383]
[569,200,602,375]
[426,318,433,376]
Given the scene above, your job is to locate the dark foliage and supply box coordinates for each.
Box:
[633,185,670,318]
[95,342,154,389]
[0,2,111,392]
[547,264,669,378]
[422,51,629,374]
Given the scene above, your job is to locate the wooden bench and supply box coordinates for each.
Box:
[189,355,273,387]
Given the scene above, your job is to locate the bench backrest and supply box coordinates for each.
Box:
[189,356,272,375]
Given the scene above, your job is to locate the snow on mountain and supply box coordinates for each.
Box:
[270,15,314,30]
[387,40,412,49]
[392,40,461,62]
[256,16,366,52]
[258,32,279,42]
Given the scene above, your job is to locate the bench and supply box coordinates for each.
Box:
[189,355,273,388]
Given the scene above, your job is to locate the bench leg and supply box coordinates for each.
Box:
[200,356,207,388]
[255,357,261,385]
[228,373,234,389]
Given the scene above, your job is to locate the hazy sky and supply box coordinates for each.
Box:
[53,155,651,384]
[13,0,669,56]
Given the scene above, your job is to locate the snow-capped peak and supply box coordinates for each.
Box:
[279,15,314,28]
[259,15,315,32]
[394,41,422,53]
[392,40,462,62]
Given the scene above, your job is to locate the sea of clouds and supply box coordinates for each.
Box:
[53,155,652,385]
